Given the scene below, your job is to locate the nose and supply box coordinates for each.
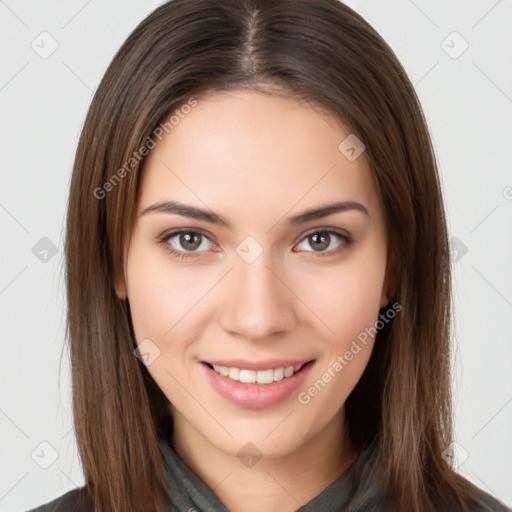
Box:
[218,254,298,341]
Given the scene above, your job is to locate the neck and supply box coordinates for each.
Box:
[171,407,358,512]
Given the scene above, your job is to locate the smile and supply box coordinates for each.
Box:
[208,363,304,384]
[202,359,316,408]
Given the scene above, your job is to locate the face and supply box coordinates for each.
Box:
[116,89,391,460]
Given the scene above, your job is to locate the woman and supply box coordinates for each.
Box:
[28,0,510,510]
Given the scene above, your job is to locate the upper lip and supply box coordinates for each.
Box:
[203,359,313,371]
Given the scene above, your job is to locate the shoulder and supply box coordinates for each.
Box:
[25,487,92,512]
[362,483,511,512]
[348,449,510,512]
[465,483,511,512]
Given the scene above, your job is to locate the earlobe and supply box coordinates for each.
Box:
[114,269,128,300]
[380,249,398,308]
[379,292,390,309]
[379,274,392,308]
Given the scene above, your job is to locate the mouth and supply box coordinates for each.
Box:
[201,359,316,409]
[203,361,310,384]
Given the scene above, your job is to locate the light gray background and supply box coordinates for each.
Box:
[1,1,511,510]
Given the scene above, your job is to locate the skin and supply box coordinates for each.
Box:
[115,89,393,511]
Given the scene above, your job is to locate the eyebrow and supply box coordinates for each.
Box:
[139,200,370,228]
[287,201,370,225]
[140,201,232,228]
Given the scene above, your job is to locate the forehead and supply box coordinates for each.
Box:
[138,90,383,230]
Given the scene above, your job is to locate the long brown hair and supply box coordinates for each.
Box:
[65,0,497,510]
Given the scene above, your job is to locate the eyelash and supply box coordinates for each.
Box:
[157,229,353,260]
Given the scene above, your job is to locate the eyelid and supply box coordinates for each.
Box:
[158,228,220,257]
[297,226,350,240]
[293,227,351,251]
[158,226,352,259]
[160,227,216,245]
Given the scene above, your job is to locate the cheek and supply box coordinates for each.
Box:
[294,261,384,412]
[292,250,387,344]
[125,244,206,405]
[126,238,220,343]
[126,270,171,341]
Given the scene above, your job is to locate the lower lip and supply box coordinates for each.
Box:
[202,361,315,409]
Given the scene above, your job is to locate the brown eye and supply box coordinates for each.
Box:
[294,230,351,254]
[164,231,214,253]
[308,232,331,251]
[179,232,202,250]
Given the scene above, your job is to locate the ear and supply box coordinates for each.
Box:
[114,267,128,300]
[380,248,398,308]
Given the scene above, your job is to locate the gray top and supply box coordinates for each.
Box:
[26,437,510,512]
[158,437,386,511]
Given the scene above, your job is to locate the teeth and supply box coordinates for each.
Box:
[273,367,284,381]
[228,367,240,380]
[239,369,256,383]
[210,363,305,384]
[256,369,274,384]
